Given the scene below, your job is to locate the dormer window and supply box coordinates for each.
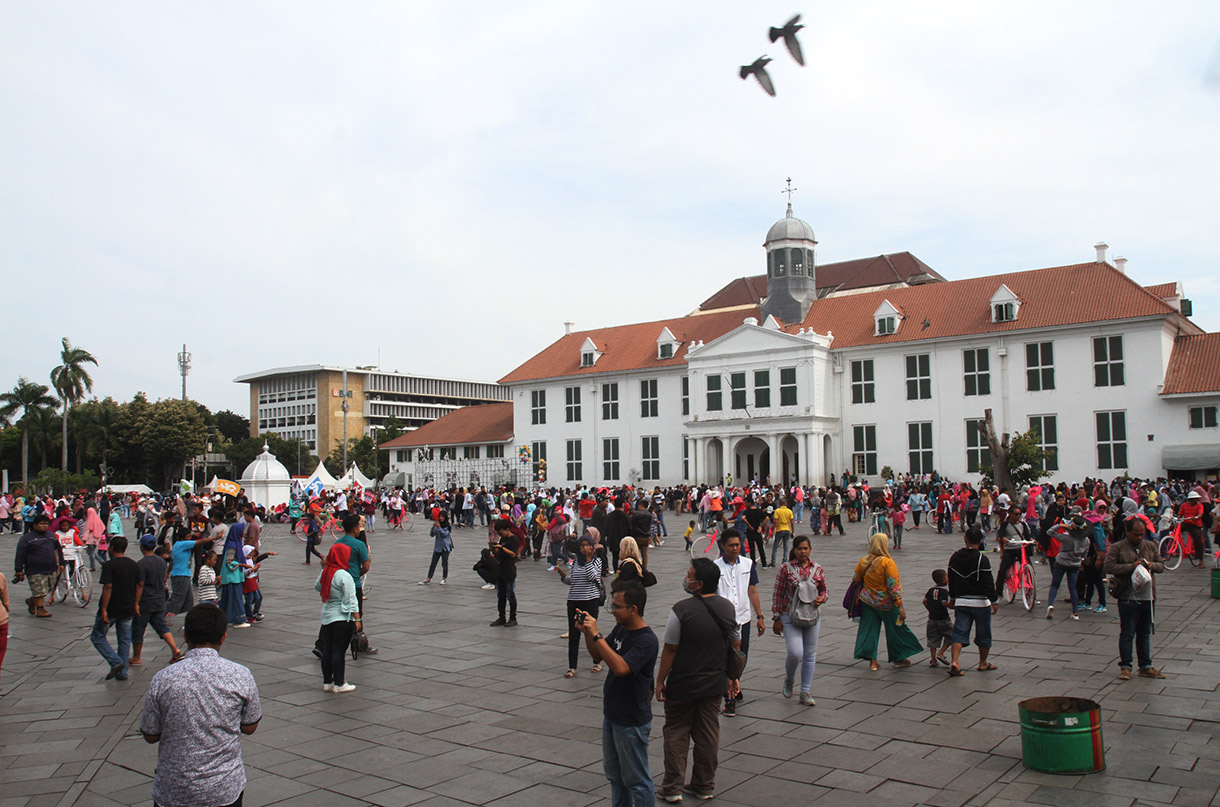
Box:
[579,337,602,368]
[656,326,681,361]
[989,284,1021,323]
[872,299,903,337]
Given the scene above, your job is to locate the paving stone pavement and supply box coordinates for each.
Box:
[2,514,1219,807]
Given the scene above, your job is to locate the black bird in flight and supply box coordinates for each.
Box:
[769,14,805,66]
[740,56,775,96]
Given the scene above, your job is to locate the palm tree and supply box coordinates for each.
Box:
[0,378,59,486]
[29,406,61,473]
[50,338,98,472]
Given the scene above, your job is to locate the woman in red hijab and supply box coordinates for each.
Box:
[316,543,360,693]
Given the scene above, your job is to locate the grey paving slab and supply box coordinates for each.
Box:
[3,515,1220,806]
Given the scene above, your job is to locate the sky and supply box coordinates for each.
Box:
[3,1,1219,416]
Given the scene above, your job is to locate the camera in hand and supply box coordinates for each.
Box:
[575,612,586,626]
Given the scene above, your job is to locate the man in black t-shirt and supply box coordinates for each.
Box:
[131,535,182,667]
[490,519,520,627]
[742,501,770,569]
[656,558,740,802]
[576,581,659,807]
[90,536,143,681]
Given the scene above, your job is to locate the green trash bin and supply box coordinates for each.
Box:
[1211,569,1220,599]
[1018,696,1105,774]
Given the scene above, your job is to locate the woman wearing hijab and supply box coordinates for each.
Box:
[616,536,647,584]
[852,533,922,670]
[317,543,360,692]
[217,522,251,628]
[83,506,107,571]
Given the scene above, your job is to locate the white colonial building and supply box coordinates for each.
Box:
[489,206,1220,488]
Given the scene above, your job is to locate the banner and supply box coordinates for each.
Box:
[215,479,241,496]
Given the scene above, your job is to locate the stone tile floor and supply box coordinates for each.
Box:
[1,515,1218,806]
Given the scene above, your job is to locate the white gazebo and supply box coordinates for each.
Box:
[239,443,292,509]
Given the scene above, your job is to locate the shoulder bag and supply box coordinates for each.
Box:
[696,596,747,680]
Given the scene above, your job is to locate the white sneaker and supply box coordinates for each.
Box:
[1046,606,1054,620]
[547,565,556,571]
[418,580,430,585]
[481,583,495,590]
[323,683,334,693]
[440,579,447,585]
[333,683,356,693]
[799,691,816,706]
[1069,613,1080,621]
[234,623,251,628]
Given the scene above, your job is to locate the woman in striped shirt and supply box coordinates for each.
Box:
[556,535,604,678]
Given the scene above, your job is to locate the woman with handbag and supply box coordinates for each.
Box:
[771,535,828,705]
[615,537,656,587]
[556,534,604,678]
[852,533,922,670]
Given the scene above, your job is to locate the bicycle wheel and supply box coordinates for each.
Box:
[73,566,93,607]
[1159,535,1182,570]
[402,511,416,532]
[1188,532,1204,567]
[690,534,717,558]
[54,572,69,604]
[1020,566,1036,612]
[1003,569,1016,604]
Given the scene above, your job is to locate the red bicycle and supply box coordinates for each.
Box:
[1002,539,1037,612]
[1157,516,1202,570]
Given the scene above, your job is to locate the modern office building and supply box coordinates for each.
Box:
[234,365,508,455]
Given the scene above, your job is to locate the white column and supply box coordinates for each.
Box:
[804,432,815,485]
[766,433,781,485]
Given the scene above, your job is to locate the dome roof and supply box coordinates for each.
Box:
[765,205,816,244]
[241,443,291,482]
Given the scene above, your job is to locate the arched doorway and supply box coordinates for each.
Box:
[780,434,801,485]
[705,438,725,484]
[822,434,834,486]
[733,436,770,485]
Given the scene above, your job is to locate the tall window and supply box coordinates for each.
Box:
[681,376,690,416]
[564,386,581,423]
[963,348,990,396]
[642,436,660,481]
[853,425,877,477]
[965,419,991,474]
[531,441,547,481]
[1096,411,1128,470]
[640,379,658,418]
[753,370,771,408]
[908,422,933,474]
[706,376,722,411]
[464,446,480,460]
[530,390,546,425]
[683,437,690,480]
[601,382,619,420]
[1028,415,1059,472]
[905,354,931,400]
[1189,406,1218,429]
[851,360,875,404]
[1026,342,1054,391]
[780,367,797,406]
[603,438,620,481]
[730,372,747,410]
[1093,335,1125,387]
[566,440,582,482]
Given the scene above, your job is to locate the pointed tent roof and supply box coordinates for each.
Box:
[338,464,377,489]
[303,460,341,492]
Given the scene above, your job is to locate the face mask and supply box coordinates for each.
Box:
[682,579,699,595]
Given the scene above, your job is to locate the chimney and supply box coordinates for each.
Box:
[1115,256,1127,274]
[564,321,574,336]
[1094,242,1108,263]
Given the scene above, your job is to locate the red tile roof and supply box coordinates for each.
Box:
[378,403,514,449]
[1143,282,1178,298]
[1161,334,1220,395]
[791,262,1176,348]
[699,252,944,311]
[498,308,759,384]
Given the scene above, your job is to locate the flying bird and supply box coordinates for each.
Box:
[921,317,931,331]
[740,56,775,96]
[769,14,805,66]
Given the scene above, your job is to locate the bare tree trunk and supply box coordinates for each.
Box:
[61,408,69,472]
[981,409,1014,493]
[20,428,29,486]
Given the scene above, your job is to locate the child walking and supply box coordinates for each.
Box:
[923,569,952,667]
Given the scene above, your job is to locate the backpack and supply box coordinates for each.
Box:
[788,564,822,627]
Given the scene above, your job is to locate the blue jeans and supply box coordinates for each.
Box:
[1117,599,1153,670]
[132,610,170,645]
[655,512,667,537]
[792,501,804,523]
[779,613,820,692]
[1047,565,1080,612]
[950,606,993,648]
[90,613,132,677]
[770,531,791,566]
[602,719,654,807]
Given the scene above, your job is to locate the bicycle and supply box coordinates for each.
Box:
[1002,539,1037,612]
[54,545,94,607]
[690,527,721,559]
[1157,516,1202,570]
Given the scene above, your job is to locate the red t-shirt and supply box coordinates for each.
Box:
[1180,501,1204,526]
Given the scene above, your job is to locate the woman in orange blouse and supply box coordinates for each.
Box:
[852,533,923,670]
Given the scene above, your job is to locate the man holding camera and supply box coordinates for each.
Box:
[1104,515,1166,680]
[576,581,658,807]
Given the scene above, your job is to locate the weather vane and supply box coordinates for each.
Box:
[782,177,798,203]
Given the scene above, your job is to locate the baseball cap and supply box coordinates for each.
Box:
[140,534,158,549]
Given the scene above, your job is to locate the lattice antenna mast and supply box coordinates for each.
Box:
[177,344,191,400]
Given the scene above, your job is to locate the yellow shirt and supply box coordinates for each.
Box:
[773,506,794,532]
[684,526,694,539]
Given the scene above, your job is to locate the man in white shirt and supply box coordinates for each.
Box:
[334,491,349,519]
[712,530,764,717]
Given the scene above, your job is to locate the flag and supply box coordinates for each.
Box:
[215,479,241,496]
[305,478,324,497]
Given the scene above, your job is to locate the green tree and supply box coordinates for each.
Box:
[213,410,252,444]
[377,416,407,445]
[50,337,98,472]
[113,392,152,483]
[140,399,209,489]
[980,408,1051,490]
[76,397,121,482]
[28,405,62,473]
[0,377,59,485]
[325,435,386,482]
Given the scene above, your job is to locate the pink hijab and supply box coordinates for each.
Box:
[83,507,106,545]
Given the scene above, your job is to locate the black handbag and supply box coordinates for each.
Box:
[696,596,747,680]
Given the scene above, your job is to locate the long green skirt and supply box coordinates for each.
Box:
[853,603,924,663]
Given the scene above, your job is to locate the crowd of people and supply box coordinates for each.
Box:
[3,472,1217,806]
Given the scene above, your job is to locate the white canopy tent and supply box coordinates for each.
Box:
[338,463,377,489]
[302,460,341,494]
[103,484,154,495]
